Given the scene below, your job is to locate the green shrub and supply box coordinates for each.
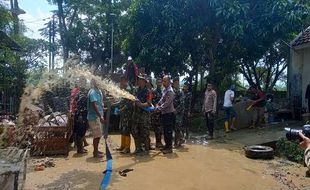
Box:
[190,116,206,133]
[276,138,304,163]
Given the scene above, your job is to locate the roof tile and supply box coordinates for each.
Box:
[292,27,310,47]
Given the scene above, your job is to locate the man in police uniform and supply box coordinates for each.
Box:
[155,75,175,154]
[151,78,164,148]
[132,75,153,155]
[173,77,185,147]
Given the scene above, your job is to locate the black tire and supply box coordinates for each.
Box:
[244,145,274,159]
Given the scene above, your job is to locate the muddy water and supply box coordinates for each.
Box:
[18,65,135,124]
[1,58,136,148]
[24,135,310,190]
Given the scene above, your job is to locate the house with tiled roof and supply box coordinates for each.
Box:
[288,26,310,115]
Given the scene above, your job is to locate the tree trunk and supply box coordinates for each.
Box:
[200,69,204,91]
[188,71,194,110]
[57,0,69,62]
[194,67,199,92]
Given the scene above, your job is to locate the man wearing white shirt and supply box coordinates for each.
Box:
[223,85,237,133]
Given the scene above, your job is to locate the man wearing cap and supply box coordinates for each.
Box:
[173,77,185,147]
[124,56,138,88]
[182,82,192,138]
[132,75,153,155]
[155,75,175,154]
[151,78,164,148]
[223,85,237,133]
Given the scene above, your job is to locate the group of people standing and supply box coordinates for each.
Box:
[117,72,192,155]
[69,57,192,157]
[69,56,267,158]
[70,78,106,158]
[202,83,267,139]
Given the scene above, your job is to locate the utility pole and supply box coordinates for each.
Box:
[52,15,56,71]
[48,20,52,71]
[10,0,25,36]
[110,16,114,73]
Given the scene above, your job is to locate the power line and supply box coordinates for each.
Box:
[21,17,52,24]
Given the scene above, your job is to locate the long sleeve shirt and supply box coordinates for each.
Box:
[157,85,175,114]
[202,89,217,113]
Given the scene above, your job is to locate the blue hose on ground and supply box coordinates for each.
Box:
[100,141,113,190]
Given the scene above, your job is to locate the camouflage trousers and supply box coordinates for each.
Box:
[120,114,132,136]
[132,113,151,151]
[182,114,191,138]
[174,113,185,146]
[151,113,162,142]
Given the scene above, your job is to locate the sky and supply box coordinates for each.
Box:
[15,0,61,67]
[18,0,56,39]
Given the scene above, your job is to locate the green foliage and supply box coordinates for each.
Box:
[0,2,50,114]
[19,38,49,68]
[41,0,310,92]
[190,116,206,133]
[0,3,12,30]
[44,0,131,69]
[26,67,46,86]
[124,0,309,90]
[276,138,304,163]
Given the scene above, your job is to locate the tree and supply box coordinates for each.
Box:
[0,1,51,113]
[211,0,309,91]
[44,0,132,72]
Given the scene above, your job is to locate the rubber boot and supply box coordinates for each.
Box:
[116,135,125,151]
[121,136,131,154]
[224,121,230,133]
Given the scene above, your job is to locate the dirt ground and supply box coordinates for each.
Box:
[24,130,310,190]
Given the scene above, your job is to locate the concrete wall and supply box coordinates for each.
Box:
[302,48,310,108]
[289,49,303,99]
[289,47,307,116]
[234,99,254,129]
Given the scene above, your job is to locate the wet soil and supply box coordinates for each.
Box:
[24,131,310,190]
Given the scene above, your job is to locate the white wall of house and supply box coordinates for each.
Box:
[289,45,310,109]
[302,47,310,108]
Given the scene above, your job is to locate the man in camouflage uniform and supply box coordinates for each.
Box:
[173,77,185,147]
[151,78,164,148]
[116,76,133,154]
[182,82,192,139]
[132,75,153,155]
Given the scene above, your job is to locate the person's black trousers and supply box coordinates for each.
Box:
[161,113,175,149]
[205,112,215,137]
[74,113,88,153]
